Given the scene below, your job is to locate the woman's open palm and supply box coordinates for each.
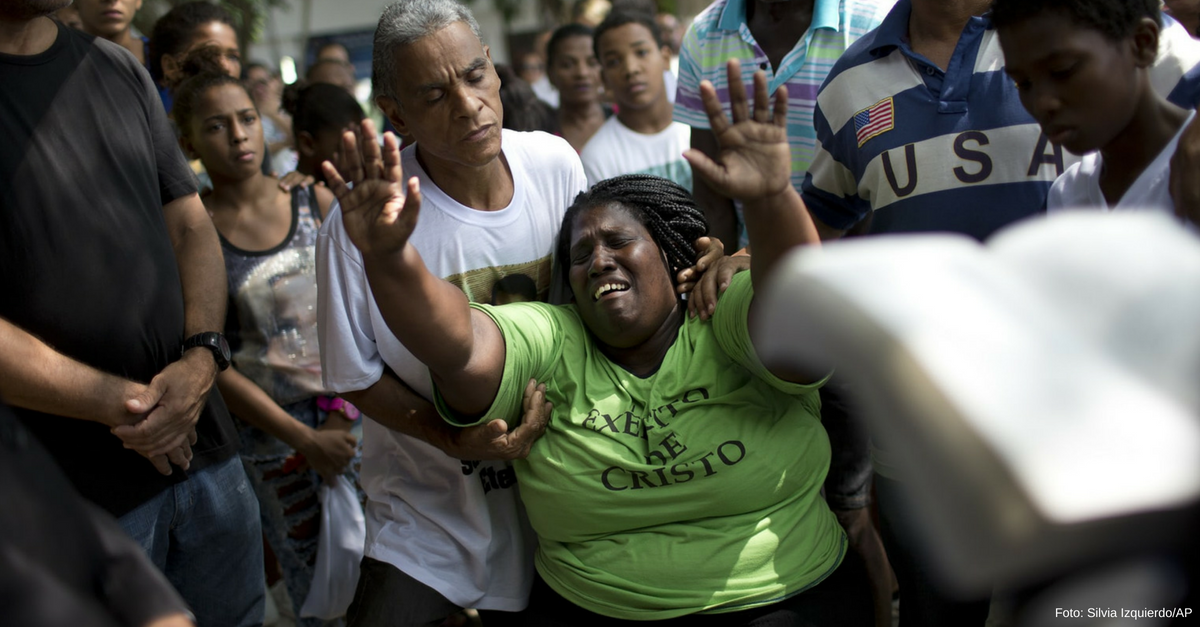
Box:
[322,118,422,258]
[685,60,791,202]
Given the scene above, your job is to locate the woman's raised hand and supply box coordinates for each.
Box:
[683,60,791,203]
[322,118,422,258]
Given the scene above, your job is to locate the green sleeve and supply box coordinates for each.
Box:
[433,301,564,427]
[711,272,828,395]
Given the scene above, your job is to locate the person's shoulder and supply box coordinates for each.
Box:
[317,199,347,240]
[814,25,900,116]
[579,118,622,157]
[669,120,691,139]
[87,32,149,76]
[476,300,582,334]
[684,0,730,41]
[829,25,888,77]
[842,0,900,28]
[503,129,578,164]
[1047,157,1096,211]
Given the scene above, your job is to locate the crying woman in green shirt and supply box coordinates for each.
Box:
[325,61,871,625]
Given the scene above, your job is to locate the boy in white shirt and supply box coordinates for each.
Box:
[995,0,1197,224]
[581,10,692,189]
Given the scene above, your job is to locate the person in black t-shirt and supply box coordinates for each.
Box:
[0,2,264,625]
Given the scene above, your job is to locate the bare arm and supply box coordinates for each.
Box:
[684,62,822,383]
[323,122,507,418]
[217,368,356,482]
[164,192,228,339]
[109,192,227,470]
[690,128,739,248]
[341,372,549,461]
[0,316,145,428]
[814,215,848,241]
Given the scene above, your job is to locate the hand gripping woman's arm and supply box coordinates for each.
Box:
[321,123,506,418]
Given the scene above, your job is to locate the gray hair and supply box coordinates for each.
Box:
[372,0,484,102]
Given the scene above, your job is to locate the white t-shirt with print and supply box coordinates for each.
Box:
[580,116,692,189]
[316,129,587,611]
[1048,110,1196,217]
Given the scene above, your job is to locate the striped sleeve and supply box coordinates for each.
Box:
[673,10,715,129]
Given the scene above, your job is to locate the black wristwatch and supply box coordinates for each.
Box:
[183,332,231,371]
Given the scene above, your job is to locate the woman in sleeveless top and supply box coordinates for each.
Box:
[173,62,360,626]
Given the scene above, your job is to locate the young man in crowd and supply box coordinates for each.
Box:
[316,0,586,624]
[75,0,147,67]
[580,10,692,189]
[997,0,1196,221]
[0,1,264,625]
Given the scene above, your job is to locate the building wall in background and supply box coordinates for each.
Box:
[248,0,542,81]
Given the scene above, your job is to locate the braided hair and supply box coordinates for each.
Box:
[554,174,707,300]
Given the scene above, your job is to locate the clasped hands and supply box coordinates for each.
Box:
[108,349,217,476]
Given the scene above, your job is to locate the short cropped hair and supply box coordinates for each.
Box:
[991,0,1161,42]
[282,81,365,139]
[372,0,484,103]
[546,23,595,70]
[593,8,663,60]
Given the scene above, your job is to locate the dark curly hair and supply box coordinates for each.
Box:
[149,1,236,81]
[991,0,1161,42]
[546,23,595,71]
[281,80,365,139]
[593,8,664,60]
[554,174,707,302]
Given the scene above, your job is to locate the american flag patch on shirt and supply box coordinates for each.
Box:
[854,97,894,147]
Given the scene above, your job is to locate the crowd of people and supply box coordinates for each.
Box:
[1,0,1199,626]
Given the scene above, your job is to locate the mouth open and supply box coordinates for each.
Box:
[594,282,631,301]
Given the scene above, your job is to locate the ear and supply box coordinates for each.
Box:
[161,53,180,83]
[1131,17,1160,68]
[133,0,144,11]
[178,132,198,160]
[296,130,317,158]
[484,44,492,62]
[375,95,410,139]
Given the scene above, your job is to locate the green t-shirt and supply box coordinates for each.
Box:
[435,273,845,620]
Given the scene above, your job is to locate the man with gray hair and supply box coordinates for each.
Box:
[316,0,587,624]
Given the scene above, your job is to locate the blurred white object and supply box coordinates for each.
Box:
[300,475,365,619]
[756,212,1200,593]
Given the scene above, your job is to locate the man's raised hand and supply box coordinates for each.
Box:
[322,119,422,258]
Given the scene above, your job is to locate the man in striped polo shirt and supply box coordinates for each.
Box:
[674,0,896,249]
[800,1,1200,625]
